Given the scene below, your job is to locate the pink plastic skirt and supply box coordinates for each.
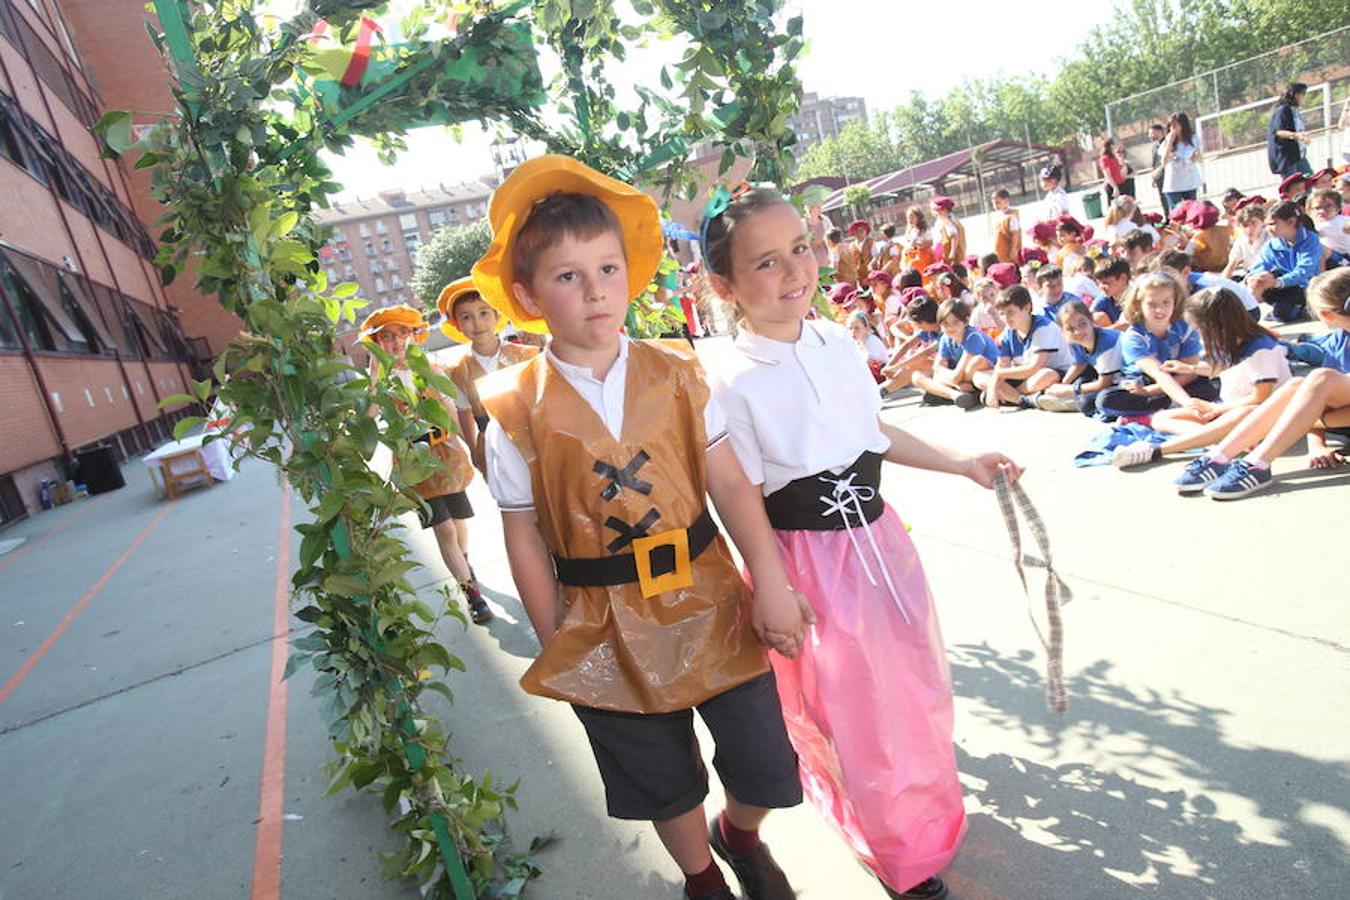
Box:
[769,504,966,891]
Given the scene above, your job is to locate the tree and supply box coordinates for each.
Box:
[410,220,492,308]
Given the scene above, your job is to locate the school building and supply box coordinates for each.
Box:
[0,0,206,524]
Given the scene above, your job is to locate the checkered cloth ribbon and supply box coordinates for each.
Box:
[993,470,1071,713]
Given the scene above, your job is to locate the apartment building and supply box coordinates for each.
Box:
[0,0,197,523]
[313,183,494,319]
[790,92,868,150]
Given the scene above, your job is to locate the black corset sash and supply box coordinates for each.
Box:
[763,451,885,531]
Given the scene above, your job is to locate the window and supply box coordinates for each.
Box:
[364,241,375,256]
[374,277,387,293]
[358,223,371,238]
[344,265,356,279]
[399,213,418,231]
[375,221,388,235]
[338,247,352,261]
[386,261,399,275]
[122,300,170,359]
[403,233,421,252]
[0,248,112,354]
[370,260,382,274]
[447,208,461,223]
[428,209,447,228]
[381,238,393,254]
[87,282,138,356]
[390,274,403,289]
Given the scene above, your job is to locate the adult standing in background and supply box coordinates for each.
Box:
[807,205,834,266]
[1099,138,1128,204]
[1161,112,1203,212]
[1268,82,1313,179]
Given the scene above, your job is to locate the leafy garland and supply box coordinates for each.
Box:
[98,1,803,896]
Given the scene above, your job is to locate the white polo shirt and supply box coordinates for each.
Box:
[706,319,891,497]
[484,336,728,511]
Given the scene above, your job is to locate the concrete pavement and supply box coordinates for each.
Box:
[1,382,1347,899]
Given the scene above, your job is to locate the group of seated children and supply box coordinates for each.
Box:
[830,172,1350,499]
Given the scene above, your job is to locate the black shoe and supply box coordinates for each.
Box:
[686,887,737,900]
[708,819,794,900]
[462,581,493,625]
[953,390,980,410]
[884,876,948,899]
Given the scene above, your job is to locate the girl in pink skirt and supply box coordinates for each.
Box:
[699,187,1021,899]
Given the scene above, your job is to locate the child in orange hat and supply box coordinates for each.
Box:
[471,157,808,900]
[359,304,492,624]
[436,277,540,473]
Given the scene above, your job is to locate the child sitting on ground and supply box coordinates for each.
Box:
[849,309,890,381]
[1246,200,1323,323]
[1112,287,1291,468]
[1064,254,1103,303]
[1155,249,1260,321]
[1312,189,1350,267]
[1222,203,1269,280]
[1120,229,1156,274]
[881,293,941,393]
[969,277,1002,335]
[1168,270,1350,497]
[974,284,1074,409]
[1036,300,1123,414]
[912,297,999,408]
[1094,270,1221,420]
[1034,265,1079,320]
[1184,201,1231,273]
[1091,256,1132,327]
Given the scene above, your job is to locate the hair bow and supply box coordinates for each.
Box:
[699,181,752,248]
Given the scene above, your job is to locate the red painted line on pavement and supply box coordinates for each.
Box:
[0,496,105,571]
[0,499,177,709]
[250,481,292,900]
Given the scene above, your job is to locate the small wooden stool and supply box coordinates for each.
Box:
[161,449,213,499]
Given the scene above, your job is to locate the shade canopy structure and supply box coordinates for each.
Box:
[820,139,1062,214]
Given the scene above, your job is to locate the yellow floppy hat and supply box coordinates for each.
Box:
[359,303,429,343]
[435,276,497,344]
[471,155,663,334]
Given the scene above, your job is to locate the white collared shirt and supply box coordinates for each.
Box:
[484,335,728,511]
[705,319,891,497]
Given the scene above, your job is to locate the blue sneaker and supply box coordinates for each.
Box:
[1173,456,1229,494]
[1203,458,1273,500]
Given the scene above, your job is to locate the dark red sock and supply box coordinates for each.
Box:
[719,812,761,856]
[684,859,727,898]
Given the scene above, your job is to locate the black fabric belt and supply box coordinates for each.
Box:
[763,451,885,531]
[474,413,489,432]
[553,509,717,588]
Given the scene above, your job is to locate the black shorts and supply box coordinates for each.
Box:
[572,671,802,821]
[419,491,473,528]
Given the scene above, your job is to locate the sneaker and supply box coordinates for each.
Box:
[884,876,949,899]
[462,581,494,625]
[708,819,793,900]
[1173,456,1229,494]
[919,392,952,406]
[953,390,980,410]
[1111,440,1161,469]
[1035,393,1080,413]
[1204,458,1273,500]
[1016,394,1038,410]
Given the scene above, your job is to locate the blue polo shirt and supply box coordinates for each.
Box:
[938,325,1000,367]
[1297,329,1350,373]
[997,313,1075,369]
[1041,291,1081,322]
[1120,321,1202,378]
[1091,294,1122,323]
[1071,326,1124,375]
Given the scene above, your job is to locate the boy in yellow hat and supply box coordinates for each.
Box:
[436,277,540,474]
[359,304,492,625]
[472,156,809,900]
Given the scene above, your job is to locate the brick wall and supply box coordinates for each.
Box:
[0,353,61,472]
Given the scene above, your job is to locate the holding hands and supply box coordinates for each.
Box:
[752,585,817,660]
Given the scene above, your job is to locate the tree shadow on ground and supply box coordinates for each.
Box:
[946,643,1345,900]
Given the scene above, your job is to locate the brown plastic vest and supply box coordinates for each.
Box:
[481,340,767,713]
[447,340,540,422]
[395,363,474,500]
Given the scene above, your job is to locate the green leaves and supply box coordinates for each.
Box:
[93,110,136,158]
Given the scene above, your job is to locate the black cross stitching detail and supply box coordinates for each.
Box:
[604,508,662,553]
[594,450,653,501]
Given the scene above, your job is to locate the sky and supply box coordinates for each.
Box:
[324,0,1121,200]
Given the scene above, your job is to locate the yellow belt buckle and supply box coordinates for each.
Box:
[631,527,693,598]
[427,426,449,446]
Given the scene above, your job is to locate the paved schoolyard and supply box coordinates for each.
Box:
[1,371,1347,899]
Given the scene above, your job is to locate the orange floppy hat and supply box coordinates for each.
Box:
[471,155,663,334]
[436,276,496,344]
[359,303,429,343]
